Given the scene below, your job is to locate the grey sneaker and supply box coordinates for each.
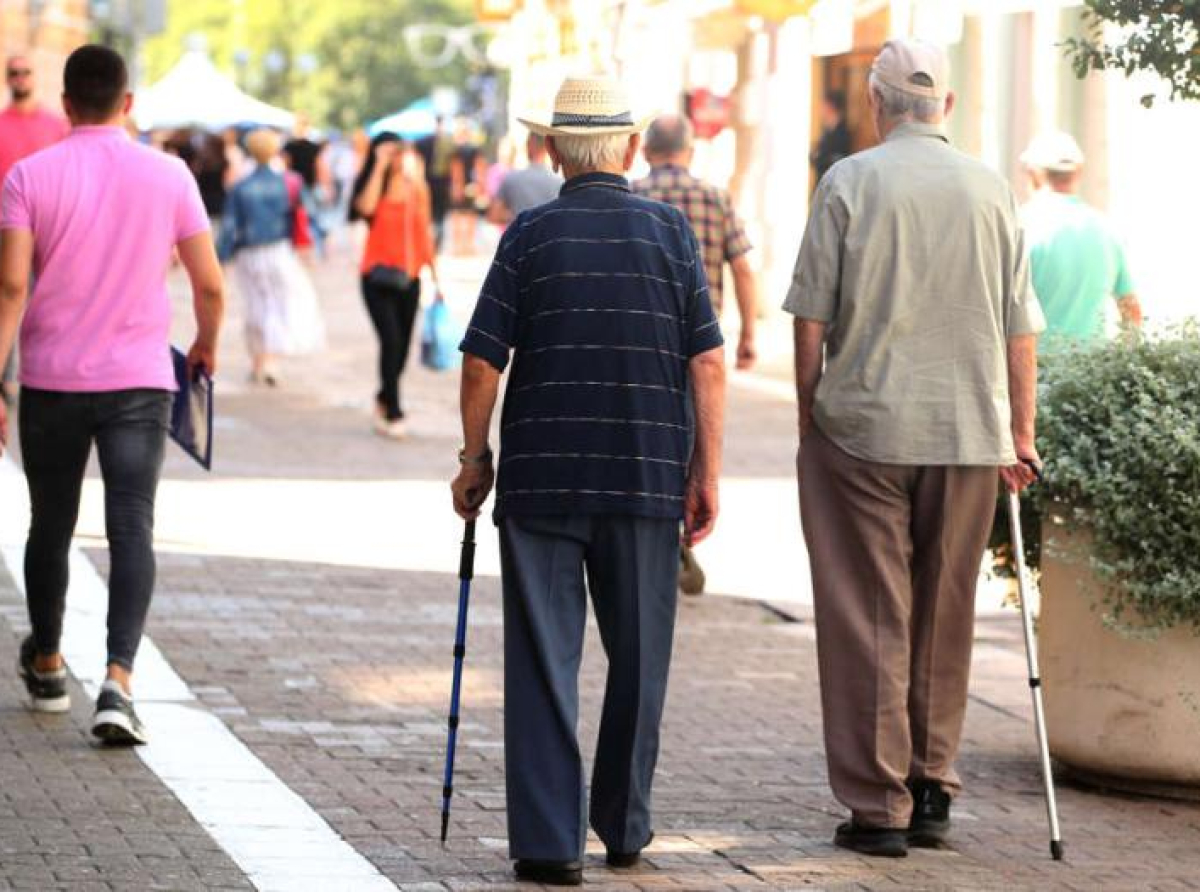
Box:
[92,680,147,745]
[17,636,70,713]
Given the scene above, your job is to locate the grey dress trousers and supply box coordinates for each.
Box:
[499,513,680,861]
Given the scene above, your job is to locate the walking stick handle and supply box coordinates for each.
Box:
[459,519,477,581]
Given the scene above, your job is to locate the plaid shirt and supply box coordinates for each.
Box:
[633,164,752,311]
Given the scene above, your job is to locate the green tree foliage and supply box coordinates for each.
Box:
[143,0,476,129]
[1064,1,1200,106]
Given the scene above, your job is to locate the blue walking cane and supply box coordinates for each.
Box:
[440,519,477,844]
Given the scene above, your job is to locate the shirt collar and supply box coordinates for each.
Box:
[884,120,949,145]
[560,171,630,196]
[70,125,129,139]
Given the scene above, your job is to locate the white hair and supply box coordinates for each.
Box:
[869,74,942,123]
[550,132,631,171]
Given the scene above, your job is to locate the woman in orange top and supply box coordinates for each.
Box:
[351,135,439,439]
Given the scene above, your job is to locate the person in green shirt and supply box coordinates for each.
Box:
[1020,132,1142,353]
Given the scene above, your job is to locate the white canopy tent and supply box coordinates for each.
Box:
[134,51,295,131]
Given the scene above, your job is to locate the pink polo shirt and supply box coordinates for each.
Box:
[1,126,209,392]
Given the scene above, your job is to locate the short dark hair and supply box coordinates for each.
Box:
[63,45,128,121]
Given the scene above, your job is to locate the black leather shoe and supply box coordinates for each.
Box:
[833,821,908,858]
[908,780,952,847]
[606,831,654,868]
[514,859,583,886]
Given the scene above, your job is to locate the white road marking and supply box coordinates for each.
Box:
[0,456,398,892]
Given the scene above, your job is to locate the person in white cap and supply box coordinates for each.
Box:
[451,73,726,886]
[1021,132,1141,351]
[783,38,1045,857]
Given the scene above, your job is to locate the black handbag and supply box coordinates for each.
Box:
[366,264,412,292]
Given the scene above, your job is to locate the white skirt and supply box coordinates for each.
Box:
[234,241,326,356]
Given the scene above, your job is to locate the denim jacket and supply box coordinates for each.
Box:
[218,165,290,261]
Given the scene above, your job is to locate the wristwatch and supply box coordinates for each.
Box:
[458,446,493,466]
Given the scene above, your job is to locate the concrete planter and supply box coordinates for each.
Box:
[1039,525,1200,788]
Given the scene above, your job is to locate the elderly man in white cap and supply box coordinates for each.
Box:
[451,74,726,885]
[1020,131,1141,352]
[784,39,1045,857]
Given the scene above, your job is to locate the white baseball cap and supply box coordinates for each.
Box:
[1021,132,1085,172]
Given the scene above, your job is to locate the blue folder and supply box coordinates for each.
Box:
[169,347,213,470]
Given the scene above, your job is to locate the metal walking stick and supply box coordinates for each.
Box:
[1006,475,1065,861]
[440,519,477,844]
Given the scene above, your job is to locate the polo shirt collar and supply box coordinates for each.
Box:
[561,171,630,195]
[885,120,949,145]
[70,125,128,139]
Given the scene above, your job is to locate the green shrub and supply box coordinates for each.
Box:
[1033,325,1200,630]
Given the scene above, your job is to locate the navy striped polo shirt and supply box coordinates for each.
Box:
[460,171,723,520]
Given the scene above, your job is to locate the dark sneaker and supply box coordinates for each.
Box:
[834,820,908,858]
[17,636,70,713]
[908,780,952,847]
[607,831,654,868]
[513,859,583,886]
[91,680,147,745]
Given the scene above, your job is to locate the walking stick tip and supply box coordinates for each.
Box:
[440,811,449,845]
[1051,840,1064,861]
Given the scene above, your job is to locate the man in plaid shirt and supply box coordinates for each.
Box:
[634,114,757,371]
[634,114,757,596]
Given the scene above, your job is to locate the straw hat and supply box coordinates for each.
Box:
[518,74,653,137]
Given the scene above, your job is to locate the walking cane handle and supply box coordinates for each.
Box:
[459,520,477,581]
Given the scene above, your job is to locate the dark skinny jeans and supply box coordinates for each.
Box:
[361,276,421,421]
[19,388,170,671]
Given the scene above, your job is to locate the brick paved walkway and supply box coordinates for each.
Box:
[2,242,1199,891]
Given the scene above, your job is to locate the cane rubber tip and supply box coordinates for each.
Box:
[440,813,449,845]
[1051,840,1064,861]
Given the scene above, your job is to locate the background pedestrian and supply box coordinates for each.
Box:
[219,128,325,387]
[488,131,562,227]
[1020,131,1142,352]
[352,134,439,440]
[0,53,69,406]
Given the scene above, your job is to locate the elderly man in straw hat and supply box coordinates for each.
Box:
[786,39,1044,857]
[452,73,726,886]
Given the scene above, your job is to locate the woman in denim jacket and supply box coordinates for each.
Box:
[219,129,324,385]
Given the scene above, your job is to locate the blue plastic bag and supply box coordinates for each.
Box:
[421,294,463,371]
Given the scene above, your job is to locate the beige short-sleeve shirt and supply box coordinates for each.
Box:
[783,121,1045,466]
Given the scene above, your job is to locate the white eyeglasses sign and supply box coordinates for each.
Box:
[403,24,500,68]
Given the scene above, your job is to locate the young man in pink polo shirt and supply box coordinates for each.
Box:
[0,46,225,744]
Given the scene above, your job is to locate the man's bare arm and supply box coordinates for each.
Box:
[1001,333,1039,493]
[685,345,726,545]
[793,318,826,438]
[0,228,33,454]
[459,354,501,457]
[729,253,758,369]
[176,231,226,376]
[452,354,502,520]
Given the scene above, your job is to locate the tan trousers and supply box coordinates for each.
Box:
[798,426,998,828]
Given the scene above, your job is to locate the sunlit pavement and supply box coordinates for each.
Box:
[2,228,1198,890]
